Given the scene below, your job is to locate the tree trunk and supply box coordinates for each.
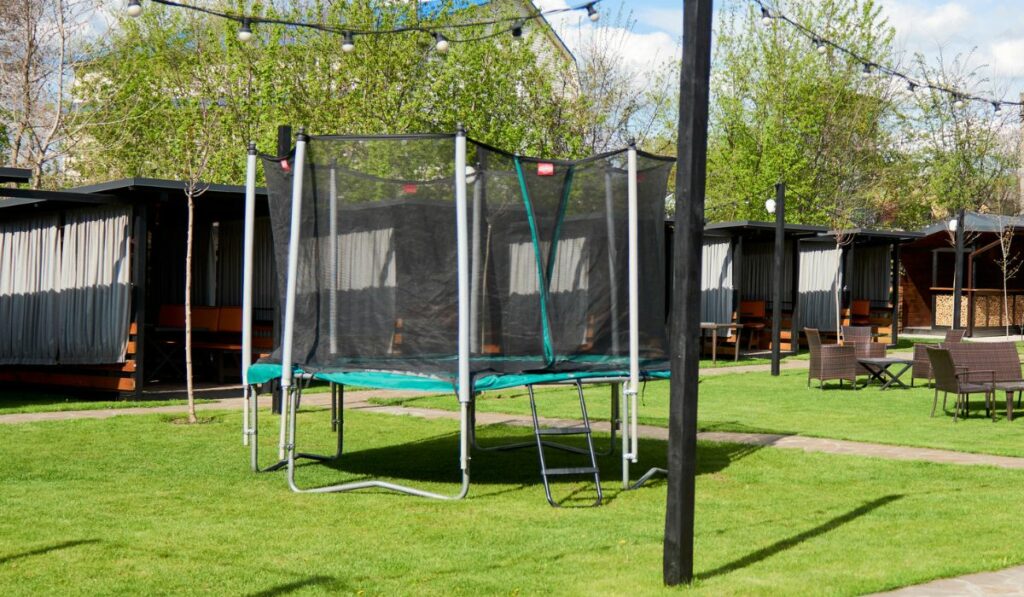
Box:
[185,192,197,424]
[834,245,842,338]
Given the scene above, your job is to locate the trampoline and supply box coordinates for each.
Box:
[240,128,674,503]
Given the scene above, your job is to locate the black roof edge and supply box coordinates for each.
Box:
[0,167,32,184]
[70,177,267,196]
[0,187,120,204]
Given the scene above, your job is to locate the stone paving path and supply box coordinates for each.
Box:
[867,564,1024,596]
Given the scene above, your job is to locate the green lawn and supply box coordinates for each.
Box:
[0,391,214,415]
[2,408,1024,595]
[373,368,1024,458]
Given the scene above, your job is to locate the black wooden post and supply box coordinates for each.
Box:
[770,183,785,376]
[952,209,965,330]
[271,124,292,415]
[665,0,713,587]
[891,243,900,346]
[132,203,149,398]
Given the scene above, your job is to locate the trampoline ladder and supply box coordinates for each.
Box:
[528,382,603,507]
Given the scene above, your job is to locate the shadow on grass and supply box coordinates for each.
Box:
[0,539,99,565]
[246,576,342,597]
[289,427,762,500]
[696,494,904,581]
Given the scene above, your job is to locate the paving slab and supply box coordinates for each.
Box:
[867,564,1024,596]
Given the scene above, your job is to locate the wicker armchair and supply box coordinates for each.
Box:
[806,328,857,389]
[927,347,993,421]
[841,325,872,345]
[911,329,968,387]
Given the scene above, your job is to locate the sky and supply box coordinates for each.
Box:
[538,0,1023,103]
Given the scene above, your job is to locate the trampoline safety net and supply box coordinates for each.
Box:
[257,134,673,388]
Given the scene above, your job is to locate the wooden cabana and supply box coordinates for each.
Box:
[798,229,920,344]
[0,178,276,396]
[901,212,1024,336]
[698,221,827,353]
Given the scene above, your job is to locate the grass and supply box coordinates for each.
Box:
[2,408,1024,595]
[373,368,1024,458]
[0,391,215,415]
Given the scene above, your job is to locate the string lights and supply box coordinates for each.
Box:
[124,0,603,51]
[753,0,1022,112]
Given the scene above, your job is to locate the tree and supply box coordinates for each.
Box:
[72,0,587,186]
[705,0,897,225]
[0,0,118,187]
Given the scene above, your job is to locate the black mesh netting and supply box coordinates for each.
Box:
[260,134,672,381]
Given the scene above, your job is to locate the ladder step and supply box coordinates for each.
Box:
[537,426,591,436]
[545,466,599,476]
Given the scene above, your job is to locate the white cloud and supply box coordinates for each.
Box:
[884,1,973,45]
[636,8,683,37]
[991,38,1024,79]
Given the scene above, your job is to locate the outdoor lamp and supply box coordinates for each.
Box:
[587,4,600,22]
[947,218,958,232]
[765,198,777,215]
[237,18,253,42]
[342,31,355,53]
[434,33,449,53]
[126,0,143,17]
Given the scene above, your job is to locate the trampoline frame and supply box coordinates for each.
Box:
[241,127,666,499]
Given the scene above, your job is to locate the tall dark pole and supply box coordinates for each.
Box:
[952,208,965,330]
[665,0,713,586]
[770,182,785,376]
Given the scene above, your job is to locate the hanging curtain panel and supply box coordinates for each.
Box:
[57,206,133,364]
[740,240,794,305]
[850,245,891,304]
[0,215,61,364]
[218,218,276,314]
[701,239,734,335]
[798,243,842,331]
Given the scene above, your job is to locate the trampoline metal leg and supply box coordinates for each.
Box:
[249,385,287,473]
[618,381,665,490]
[285,385,470,500]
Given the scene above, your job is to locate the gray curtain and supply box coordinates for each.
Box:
[850,245,891,304]
[798,243,841,331]
[218,218,276,311]
[701,239,734,335]
[741,240,794,305]
[58,206,133,364]
[0,215,61,364]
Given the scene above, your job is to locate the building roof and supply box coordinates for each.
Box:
[70,177,266,200]
[703,220,829,235]
[0,167,32,184]
[918,211,1024,236]
[0,186,119,212]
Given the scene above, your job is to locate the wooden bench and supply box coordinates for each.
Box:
[154,305,273,383]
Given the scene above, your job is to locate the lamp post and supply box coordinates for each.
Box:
[767,182,785,376]
[951,209,966,330]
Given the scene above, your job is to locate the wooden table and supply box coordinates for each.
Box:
[701,322,741,363]
[858,357,913,390]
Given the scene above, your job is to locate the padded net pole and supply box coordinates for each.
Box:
[604,169,621,356]
[279,131,308,460]
[242,143,257,447]
[469,161,482,353]
[627,145,640,463]
[328,161,338,355]
[455,126,471,475]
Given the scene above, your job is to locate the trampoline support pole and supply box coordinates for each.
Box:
[455,127,471,477]
[627,144,640,464]
[279,131,308,461]
[242,143,257,446]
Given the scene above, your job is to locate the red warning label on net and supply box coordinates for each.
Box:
[537,162,555,176]
[402,183,418,194]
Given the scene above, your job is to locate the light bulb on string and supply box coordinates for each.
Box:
[434,33,449,53]
[237,18,253,42]
[760,7,772,26]
[511,20,524,39]
[992,101,1002,113]
[342,31,355,52]
[814,38,827,54]
[953,95,965,109]
[127,0,143,17]
[587,4,600,22]
[907,81,918,93]
[861,63,873,77]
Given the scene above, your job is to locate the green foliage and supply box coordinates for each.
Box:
[73,1,584,186]
[707,0,897,226]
